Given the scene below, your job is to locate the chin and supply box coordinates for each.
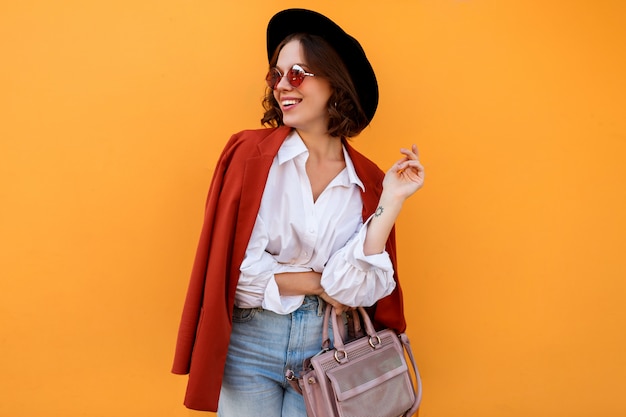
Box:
[281,116,302,129]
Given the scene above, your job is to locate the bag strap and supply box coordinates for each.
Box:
[399,332,423,417]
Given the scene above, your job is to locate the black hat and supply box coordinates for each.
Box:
[266,8,379,123]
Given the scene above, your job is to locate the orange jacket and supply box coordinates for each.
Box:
[172,126,407,411]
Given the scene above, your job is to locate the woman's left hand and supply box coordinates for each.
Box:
[382,144,425,200]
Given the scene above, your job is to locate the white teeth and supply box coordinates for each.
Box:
[282,99,300,106]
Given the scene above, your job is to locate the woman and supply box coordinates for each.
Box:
[172,8,425,416]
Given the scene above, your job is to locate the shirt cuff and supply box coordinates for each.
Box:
[320,215,395,307]
[262,277,305,314]
[348,214,394,269]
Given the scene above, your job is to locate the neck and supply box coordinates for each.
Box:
[296,129,343,161]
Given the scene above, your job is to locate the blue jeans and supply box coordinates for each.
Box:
[218,296,331,417]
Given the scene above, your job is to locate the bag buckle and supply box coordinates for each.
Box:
[334,349,348,363]
[368,335,382,348]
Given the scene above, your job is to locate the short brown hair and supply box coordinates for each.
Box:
[261,33,369,139]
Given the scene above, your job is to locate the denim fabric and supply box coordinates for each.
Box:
[218,296,330,417]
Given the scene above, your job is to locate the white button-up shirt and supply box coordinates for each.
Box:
[236,131,395,314]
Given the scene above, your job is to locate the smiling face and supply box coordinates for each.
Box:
[273,40,333,136]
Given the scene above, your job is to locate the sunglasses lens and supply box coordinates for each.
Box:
[265,68,281,90]
[266,65,311,89]
[287,67,305,87]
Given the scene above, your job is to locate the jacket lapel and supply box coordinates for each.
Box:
[238,126,291,227]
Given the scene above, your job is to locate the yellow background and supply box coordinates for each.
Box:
[2,1,625,416]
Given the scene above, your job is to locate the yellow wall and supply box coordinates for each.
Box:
[1,1,625,416]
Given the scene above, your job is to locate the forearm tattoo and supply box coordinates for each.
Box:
[374,206,384,217]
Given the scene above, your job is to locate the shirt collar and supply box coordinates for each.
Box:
[277,130,307,165]
[277,130,365,192]
[342,146,365,192]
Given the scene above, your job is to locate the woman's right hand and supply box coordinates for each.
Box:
[275,271,350,314]
[319,291,352,315]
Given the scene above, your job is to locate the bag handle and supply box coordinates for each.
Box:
[320,303,358,350]
[320,302,332,351]
[330,307,377,362]
[346,308,364,339]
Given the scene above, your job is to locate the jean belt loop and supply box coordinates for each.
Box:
[316,296,326,316]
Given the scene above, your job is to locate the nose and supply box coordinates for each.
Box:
[275,73,293,90]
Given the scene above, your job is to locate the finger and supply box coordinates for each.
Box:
[399,145,419,160]
[398,148,413,159]
[398,159,424,173]
[331,304,343,315]
[412,144,420,159]
[397,161,425,182]
[405,159,424,170]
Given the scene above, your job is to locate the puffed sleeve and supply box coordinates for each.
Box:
[320,215,396,307]
[238,216,309,314]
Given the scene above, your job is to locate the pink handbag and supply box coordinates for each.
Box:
[287,305,422,417]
